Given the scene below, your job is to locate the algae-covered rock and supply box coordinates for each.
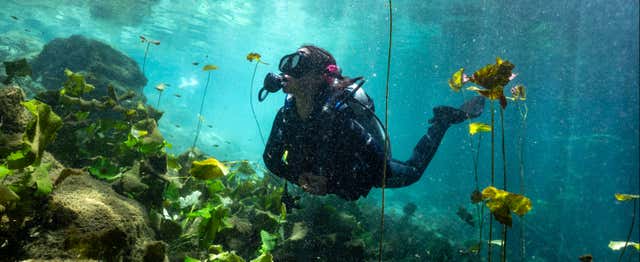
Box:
[3,58,32,85]
[23,174,158,261]
[31,35,147,100]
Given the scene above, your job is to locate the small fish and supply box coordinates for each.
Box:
[24,29,30,32]
[192,62,199,66]
[207,125,213,128]
[456,206,475,227]
[213,144,219,147]
[175,124,180,128]
[10,15,18,20]
[579,254,593,262]
[173,93,181,98]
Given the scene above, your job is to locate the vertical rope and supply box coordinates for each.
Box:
[378,1,393,261]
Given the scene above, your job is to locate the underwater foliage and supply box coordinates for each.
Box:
[139,35,160,75]
[88,156,121,181]
[191,64,218,150]
[448,57,516,109]
[246,53,268,65]
[481,186,532,227]
[189,157,229,180]
[468,122,491,135]
[203,64,219,71]
[614,193,640,201]
[608,241,640,251]
[60,68,95,97]
[448,68,465,92]
[507,84,527,101]
[124,119,169,156]
[6,100,62,169]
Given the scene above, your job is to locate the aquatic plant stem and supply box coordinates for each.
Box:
[488,100,495,262]
[192,71,211,150]
[378,1,392,261]
[475,134,485,256]
[156,91,163,109]
[142,42,150,75]
[249,61,266,146]
[517,100,528,261]
[618,198,637,262]
[500,107,507,262]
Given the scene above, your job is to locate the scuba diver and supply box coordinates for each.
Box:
[261,45,485,201]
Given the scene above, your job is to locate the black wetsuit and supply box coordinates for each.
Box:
[263,88,454,200]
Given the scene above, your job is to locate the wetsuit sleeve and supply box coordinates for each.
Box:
[263,108,295,183]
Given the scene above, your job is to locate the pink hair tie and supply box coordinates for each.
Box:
[326,64,339,74]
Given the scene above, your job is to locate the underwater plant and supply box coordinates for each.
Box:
[611,193,640,261]
[154,83,168,109]
[246,52,269,146]
[5,100,62,169]
[191,64,218,151]
[447,58,530,262]
[139,35,160,75]
[60,68,95,97]
[189,157,229,180]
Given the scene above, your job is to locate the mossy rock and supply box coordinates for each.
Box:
[31,35,147,100]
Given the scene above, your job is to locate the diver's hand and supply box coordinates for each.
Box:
[298,172,328,195]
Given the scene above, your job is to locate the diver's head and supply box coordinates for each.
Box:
[279,45,342,96]
[260,45,343,101]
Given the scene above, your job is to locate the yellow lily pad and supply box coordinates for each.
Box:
[155,83,167,91]
[608,241,640,251]
[470,57,515,90]
[481,186,532,227]
[189,157,229,180]
[469,122,491,135]
[203,64,218,71]
[448,68,465,92]
[615,193,640,201]
[247,52,261,62]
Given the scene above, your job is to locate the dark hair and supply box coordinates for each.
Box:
[300,44,359,90]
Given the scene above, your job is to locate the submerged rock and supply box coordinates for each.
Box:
[0,86,32,156]
[31,35,147,100]
[0,30,44,62]
[23,174,164,261]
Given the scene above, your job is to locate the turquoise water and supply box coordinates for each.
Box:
[1,0,638,261]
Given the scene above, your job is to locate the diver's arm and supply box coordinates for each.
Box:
[263,108,294,182]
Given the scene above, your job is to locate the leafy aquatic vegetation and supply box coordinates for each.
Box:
[1,41,479,261]
[0,79,471,261]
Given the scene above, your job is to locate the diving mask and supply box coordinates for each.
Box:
[278,51,312,78]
